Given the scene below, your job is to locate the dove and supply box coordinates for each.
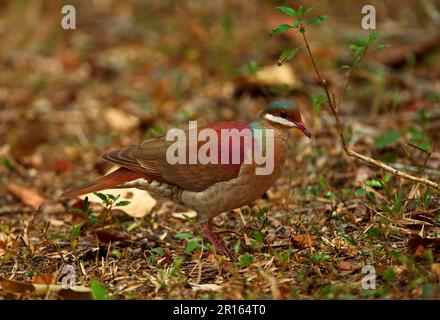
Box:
[62,101,311,255]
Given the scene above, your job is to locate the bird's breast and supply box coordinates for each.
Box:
[181,132,288,217]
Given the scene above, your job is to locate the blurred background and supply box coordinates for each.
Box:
[1,0,439,181]
[0,0,440,299]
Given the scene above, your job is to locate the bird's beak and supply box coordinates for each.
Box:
[295,122,312,139]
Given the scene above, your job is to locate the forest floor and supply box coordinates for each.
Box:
[1,0,440,299]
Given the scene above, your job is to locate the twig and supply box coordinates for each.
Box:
[299,28,440,191]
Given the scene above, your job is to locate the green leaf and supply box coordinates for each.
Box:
[311,252,330,262]
[304,6,319,16]
[90,279,110,300]
[172,257,184,274]
[186,240,202,253]
[355,188,367,197]
[127,221,140,232]
[70,223,83,240]
[242,60,260,76]
[115,201,130,207]
[0,157,11,169]
[146,124,165,138]
[409,140,432,153]
[83,196,89,212]
[368,31,378,43]
[381,267,395,282]
[367,227,381,239]
[364,178,383,188]
[311,93,326,114]
[376,44,390,49]
[349,43,365,57]
[292,20,303,28]
[343,125,353,144]
[150,247,165,256]
[68,208,85,216]
[238,254,253,268]
[106,194,118,201]
[175,232,193,240]
[367,191,376,202]
[94,192,108,204]
[270,24,293,36]
[341,65,351,70]
[276,6,297,17]
[277,47,302,66]
[326,191,336,201]
[297,5,304,18]
[306,15,329,26]
[357,36,368,46]
[373,130,401,149]
[251,230,264,243]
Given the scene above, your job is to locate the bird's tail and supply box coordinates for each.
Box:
[61,168,144,198]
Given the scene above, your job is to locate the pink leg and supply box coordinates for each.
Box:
[198,222,230,256]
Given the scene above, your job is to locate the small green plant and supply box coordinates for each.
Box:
[90,279,112,300]
[70,222,83,250]
[175,232,205,253]
[373,130,401,149]
[241,60,260,76]
[272,4,438,191]
[146,124,165,138]
[0,156,12,169]
[147,247,165,263]
[238,253,253,268]
[68,196,101,224]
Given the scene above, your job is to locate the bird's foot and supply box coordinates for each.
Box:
[198,222,231,257]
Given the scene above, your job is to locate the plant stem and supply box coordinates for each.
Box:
[300,29,440,190]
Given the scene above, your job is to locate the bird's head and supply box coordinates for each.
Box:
[260,101,311,139]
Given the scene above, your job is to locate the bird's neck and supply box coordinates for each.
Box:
[251,119,290,150]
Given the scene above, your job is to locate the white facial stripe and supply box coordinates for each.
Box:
[264,113,296,127]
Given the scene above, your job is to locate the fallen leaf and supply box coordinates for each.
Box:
[191,283,221,292]
[80,188,156,218]
[6,182,47,208]
[104,108,140,132]
[0,277,92,299]
[255,64,299,87]
[95,229,131,244]
[415,244,425,257]
[339,260,358,272]
[292,235,316,249]
[32,273,55,285]
[431,263,440,281]
[408,236,440,253]
[0,278,35,293]
[52,160,75,172]
[171,211,197,220]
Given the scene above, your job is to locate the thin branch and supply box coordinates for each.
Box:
[338,48,368,106]
[299,28,440,191]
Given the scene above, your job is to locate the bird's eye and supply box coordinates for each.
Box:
[280,110,288,118]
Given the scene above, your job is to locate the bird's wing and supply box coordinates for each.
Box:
[102,121,256,192]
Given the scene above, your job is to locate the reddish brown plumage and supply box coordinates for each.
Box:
[61,168,145,198]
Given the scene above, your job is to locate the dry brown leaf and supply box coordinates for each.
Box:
[415,244,425,257]
[0,277,35,293]
[408,235,440,253]
[104,107,140,132]
[95,229,131,244]
[292,235,316,249]
[431,263,440,281]
[0,277,92,299]
[6,182,47,208]
[339,260,358,272]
